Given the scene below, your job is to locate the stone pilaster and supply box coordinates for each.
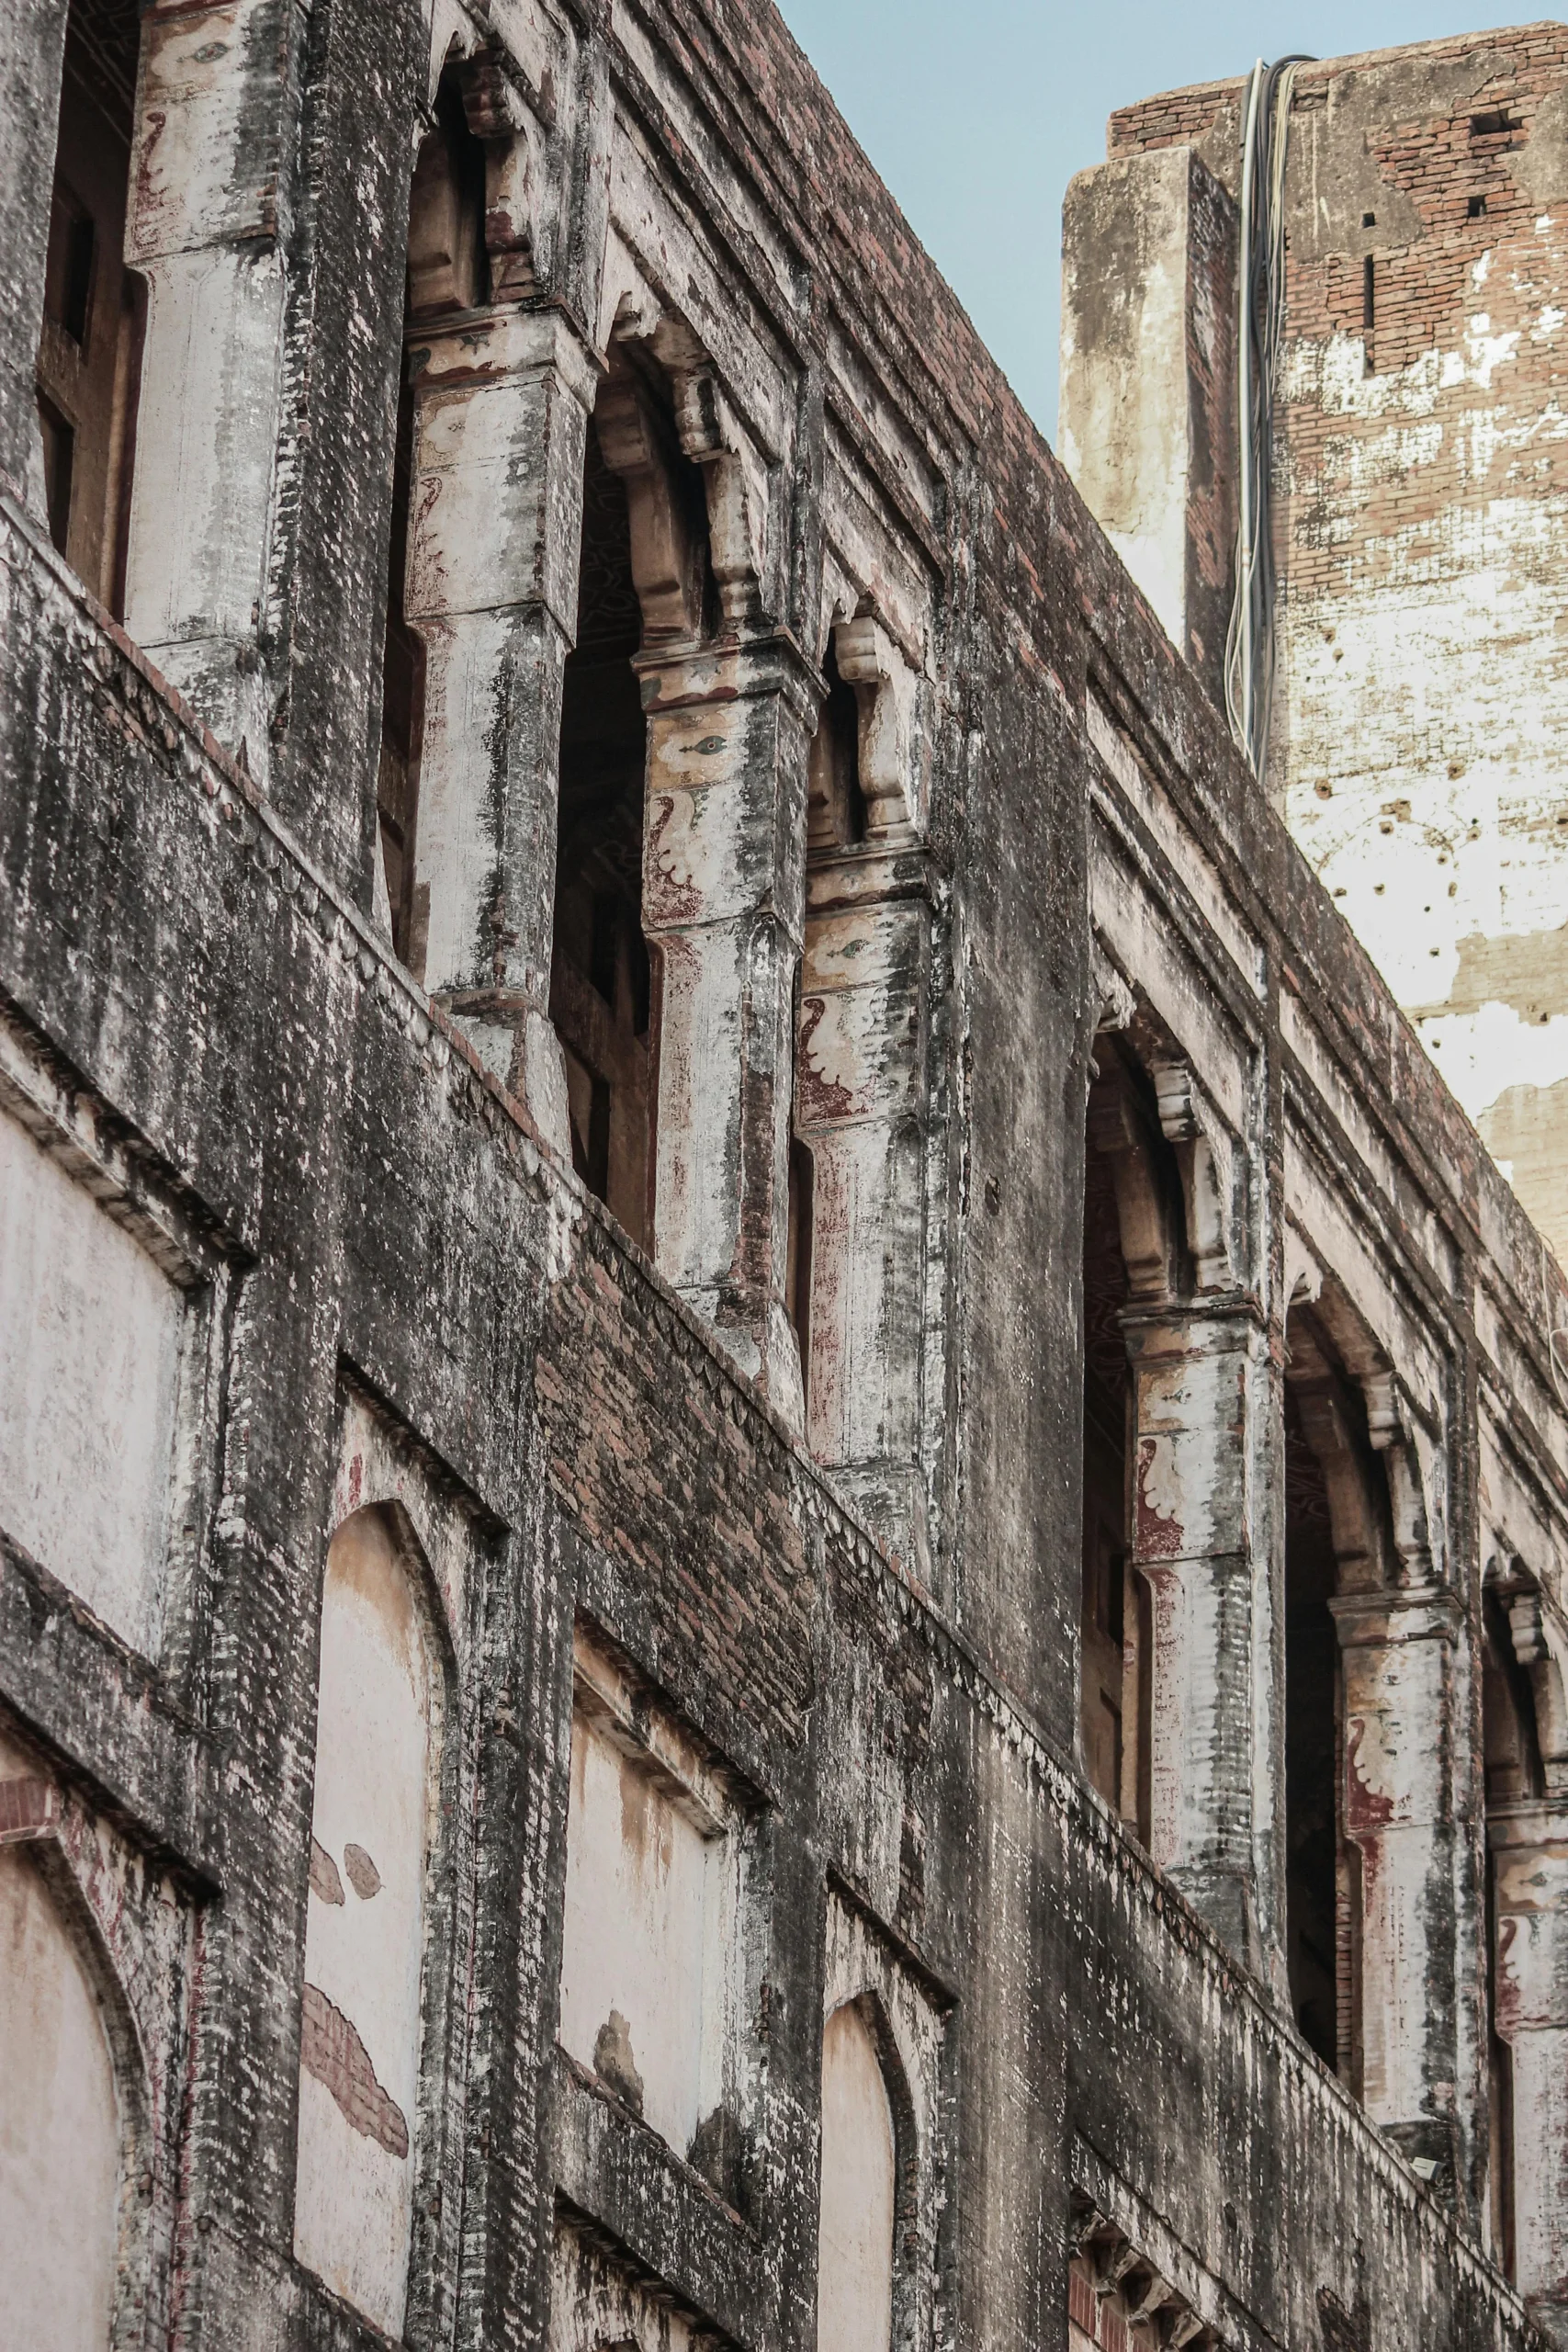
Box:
[796,839,933,1569]
[1492,1801,1568,2342]
[637,633,813,1419]
[402,305,597,1154]
[122,0,297,777]
[1331,1582,1464,2194]
[1123,1302,1279,1975]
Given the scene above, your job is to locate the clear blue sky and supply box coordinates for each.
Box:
[772,1,1552,437]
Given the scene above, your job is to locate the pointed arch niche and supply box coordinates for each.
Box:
[0,1843,124,2352]
[817,1890,945,2352]
[292,1383,489,2340]
[0,1740,160,2352]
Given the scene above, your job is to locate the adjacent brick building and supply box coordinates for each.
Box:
[1063,25,1568,1259]
[2,5,1566,2352]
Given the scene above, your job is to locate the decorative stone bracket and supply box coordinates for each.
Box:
[1150,1057,1234,1294]
[1087,1077,1174,1304]
[595,372,706,646]
[1492,1559,1568,1796]
[831,614,922,841]
[1070,2198,1217,2349]
[672,367,772,628]
[1360,1370,1438,1588]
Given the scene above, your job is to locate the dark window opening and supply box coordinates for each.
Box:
[550,410,655,1250]
[38,396,75,557]
[377,347,426,973]
[1362,254,1375,332]
[406,70,490,320]
[1361,210,1377,229]
[807,634,867,854]
[1080,1126,1149,1839]
[1471,108,1518,140]
[1483,1598,1539,2280]
[786,1135,815,1404]
[35,0,144,615]
[1469,193,1489,220]
[1283,1374,1344,2074]
[46,189,96,349]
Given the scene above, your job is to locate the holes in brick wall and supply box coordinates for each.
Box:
[1469,193,1488,220]
[34,0,146,616]
[1471,107,1519,140]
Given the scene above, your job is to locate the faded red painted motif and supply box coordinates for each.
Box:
[795,995,857,1125]
[1494,1917,1523,2041]
[1344,1717,1396,1841]
[1134,1434,1184,1559]
[644,793,704,927]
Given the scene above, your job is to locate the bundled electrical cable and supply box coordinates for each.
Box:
[1224,55,1312,784]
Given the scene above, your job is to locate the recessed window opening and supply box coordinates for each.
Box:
[807,634,868,854]
[1482,1594,1539,2280]
[1469,193,1489,220]
[1282,1373,1343,2072]
[35,0,145,614]
[1080,1116,1152,1841]
[550,409,655,1250]
[786,1133,815,1403]
[1361,210,1377,229]
[1282,1306,1383,2090]
[377,350,426,973]
[376,70,491,969]
[1471,108,1518,139]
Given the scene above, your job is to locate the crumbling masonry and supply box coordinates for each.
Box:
[3,6,1568,2352]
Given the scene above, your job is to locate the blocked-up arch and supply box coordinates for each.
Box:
[0,1833,141,2352]
[294,1502,450,2339]
[817,1992,919,2352]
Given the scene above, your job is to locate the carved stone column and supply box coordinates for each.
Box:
[1490,1802,1568,2340]
[1122,1300,1276,1972]
[796,837,932,1569]
[402,305,597,1150]
[1330,1582,1463,2192]
[636,632,814,1415]
[122,0,296,774]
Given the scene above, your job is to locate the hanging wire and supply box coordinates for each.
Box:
[1224,55,1313,784]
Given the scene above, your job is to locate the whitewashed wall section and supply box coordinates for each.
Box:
[0,1011,229,1664]
[558,1623,755,2181]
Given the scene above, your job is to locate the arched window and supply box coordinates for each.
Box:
[817,2000,897,2352]
[0,1843,123,2352]
[294,1504,443,2337]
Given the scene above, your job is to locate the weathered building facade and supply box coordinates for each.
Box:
[1062,25,1568,1259]
[2,5,1567,2352]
